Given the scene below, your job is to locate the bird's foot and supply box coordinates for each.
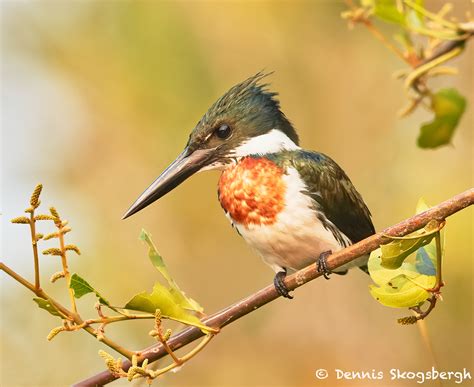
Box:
[273,270,293,299]
[317,250,332,280]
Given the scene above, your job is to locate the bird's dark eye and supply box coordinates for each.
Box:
[215,124,231,139]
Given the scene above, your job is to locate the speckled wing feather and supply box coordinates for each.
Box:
[268,150,375,245]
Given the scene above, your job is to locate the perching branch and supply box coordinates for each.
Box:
[76,188,474,386]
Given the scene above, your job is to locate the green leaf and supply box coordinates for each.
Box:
[374,5,405,26]
[361,0,426,27]
[405,0,425,28]
[414,197,438,275]
[418,88,466,149]
[415,247,436,275]
[124,283,212,333]
[377,197,437,271]
[368,248,436,307]
[368,197,440,309]
[368,248,421,286]
[139,229,173,283]
[380,232,434,269]
[369,273,435,308]
[139,229,203,313]
[70,273,110,306]
[366,0,406,26]
[168,288,203,313]
[33,298,62,318]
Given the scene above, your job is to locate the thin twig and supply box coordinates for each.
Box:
[404,45,464,90]
[1,262,37,294]
[29,212,41,290]
[153,335,214,378]
[75,188,474,386]
[362,20,411,64]
[1,261,135,359]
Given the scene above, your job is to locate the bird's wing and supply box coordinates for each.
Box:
[270,150,375,244]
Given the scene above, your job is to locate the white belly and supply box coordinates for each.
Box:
[228,167,363,273]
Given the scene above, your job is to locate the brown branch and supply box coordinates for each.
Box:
[73,188,472,386]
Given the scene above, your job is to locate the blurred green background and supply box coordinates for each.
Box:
[1,1,472,386]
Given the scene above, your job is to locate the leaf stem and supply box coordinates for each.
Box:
[88,314,154,325]
[434,231,443,291]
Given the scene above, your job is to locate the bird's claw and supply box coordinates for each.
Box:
[317,250,332,280]
[273,271,293,299]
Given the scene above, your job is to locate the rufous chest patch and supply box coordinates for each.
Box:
[218,157,286,227]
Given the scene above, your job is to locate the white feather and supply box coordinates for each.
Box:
[199,130,298,172]
[229,167,363,273]
[232,129,300,157]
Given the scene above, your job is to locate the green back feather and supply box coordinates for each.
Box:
[266,150,375,245]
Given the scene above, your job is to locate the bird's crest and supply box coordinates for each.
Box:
[195,71,299,145]
[206,71,274,115]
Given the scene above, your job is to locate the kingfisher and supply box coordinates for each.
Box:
[123,72,375,299]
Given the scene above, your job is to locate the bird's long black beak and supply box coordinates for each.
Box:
[122,147,213,219]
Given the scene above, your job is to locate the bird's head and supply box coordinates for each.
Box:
[123,72,299,219]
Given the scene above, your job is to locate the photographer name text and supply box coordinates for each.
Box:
[314,367,471,384]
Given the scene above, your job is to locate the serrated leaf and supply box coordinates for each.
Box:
[418,88,466,149]
[33,298,62,318]
[124,283,211,333]
[139,229,203,313]
[70,273,110,306]
[369,273,435,308]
